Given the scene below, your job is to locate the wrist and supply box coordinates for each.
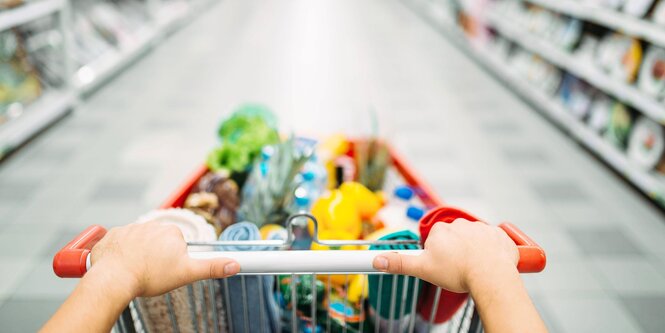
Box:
[466,260,520,296]
[84,260,142,301]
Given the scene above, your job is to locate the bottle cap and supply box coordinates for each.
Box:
[259,162,269,177]
[394,186,414,200]
[295,195,310,207]
[261,146,274,160]
[302,170,315,181]
[406,206,425,221]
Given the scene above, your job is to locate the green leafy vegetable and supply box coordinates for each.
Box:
[207,104,280,173]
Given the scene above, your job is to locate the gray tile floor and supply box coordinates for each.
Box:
[0,0,664,331]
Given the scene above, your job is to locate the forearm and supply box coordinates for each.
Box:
[469,266,547,333]
[41,266,137,332]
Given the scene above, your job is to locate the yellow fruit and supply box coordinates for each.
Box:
[320,134,350,156]
[260,224,287,240]
[309,190,362,239]
[339,182,382,219]
[347,275,368,304]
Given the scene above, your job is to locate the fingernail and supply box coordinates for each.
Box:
[374,256,388,271]
[224,262,240,276]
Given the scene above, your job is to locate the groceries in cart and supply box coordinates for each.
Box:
[172,105,433,332]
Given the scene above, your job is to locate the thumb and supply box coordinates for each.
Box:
[373,252,425,277]
[186,258,240,281]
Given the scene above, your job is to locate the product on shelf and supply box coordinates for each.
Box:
[559,74,595,119]
[71,13,114,68]
[576,34,601,66]
[637,45,665,99]
[587,93,615,134]
[526,55,561,95]
[588,0,627,9]
[623,0,657,17]
[20,17,66,88]
[627,116,665,172]
[596,33,642,83]
[653,0,665,25]
[604,102,634,148]
[0,0,22,9]
[0,30,42,125]
[555,18,583,50]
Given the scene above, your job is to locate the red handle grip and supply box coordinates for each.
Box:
[53,225,108,278]
[419,206,546,273]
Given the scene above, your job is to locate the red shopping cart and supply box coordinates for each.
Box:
[53,141,546,333]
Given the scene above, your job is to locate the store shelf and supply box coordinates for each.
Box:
[485,11,665,125]
[0,0,63,32]
[75,27,157,94]
[75,0,219,94]
[404,0,665,204]
[0,89,76,159]
[523,0,665,49]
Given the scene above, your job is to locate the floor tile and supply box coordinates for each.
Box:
[89,179,149,203]
[0,231,58,259]
[479,119,523,135]
[71,201,150,229]
[530,294,564,333]
[567,227,644,256]
[12,258,79,298]
[532,256,606,295]
[592,257,665,295]
[548,201,616,227]
[0,298,64,333]
[41,229,89,260]
[500,146,549,165]
[620,295,665,333]
[0,259,35,299]
[433,180,481,199]
[530,180,590,202]
[543,294,642,333]
[0,180,42,202]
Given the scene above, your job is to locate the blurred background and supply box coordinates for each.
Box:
[1,0,665,331]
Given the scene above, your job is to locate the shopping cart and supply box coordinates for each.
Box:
[53,142,546,333]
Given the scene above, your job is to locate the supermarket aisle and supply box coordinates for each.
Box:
[0,0,664,331]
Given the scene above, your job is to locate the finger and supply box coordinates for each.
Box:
[372,252,425,277]
[187,258,240,281]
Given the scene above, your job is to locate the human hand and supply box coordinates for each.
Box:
[372,219,519,293]
[89,221,240,298]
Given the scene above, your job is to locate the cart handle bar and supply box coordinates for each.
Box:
[53,223,545,278]
[190,249,424,275]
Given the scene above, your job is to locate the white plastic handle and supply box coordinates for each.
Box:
[189,250,424,275]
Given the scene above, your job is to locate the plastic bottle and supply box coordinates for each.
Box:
[373,186,425,233]
[290,190,311,227]
[404,205,425,233]
[302,155,328,199]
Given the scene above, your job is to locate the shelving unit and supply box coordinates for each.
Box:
[0,0,64,31]
[76,26,158,94]
[523,0,665,49]
[0,0,219,159]
[0,90,76,159]
[484,11,665,125]
[403,0,665,205]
